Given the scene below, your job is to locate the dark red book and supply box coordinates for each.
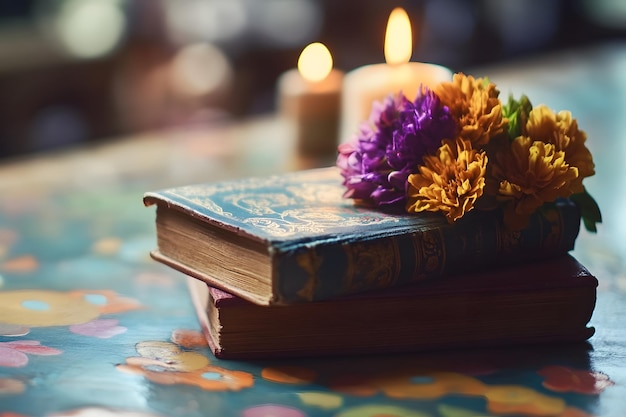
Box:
[187,255,597,359]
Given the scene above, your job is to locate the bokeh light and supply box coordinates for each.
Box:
[54,0,127,59]
[169,42,233,97]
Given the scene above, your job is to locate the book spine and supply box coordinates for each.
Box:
[274,199,581,303]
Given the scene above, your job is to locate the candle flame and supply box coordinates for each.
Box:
[384,7,412,65]
[297,42,333,82]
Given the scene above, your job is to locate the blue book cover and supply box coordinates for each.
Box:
[144,167,581,305]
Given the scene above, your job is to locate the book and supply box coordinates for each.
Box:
[187,255,597,359]
[144,167,582,305]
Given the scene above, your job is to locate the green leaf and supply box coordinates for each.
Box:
[570,189,602,233]
[502,94,533,139]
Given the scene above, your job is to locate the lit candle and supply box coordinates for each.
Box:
[339,8,453,142]
[277,42,344,157]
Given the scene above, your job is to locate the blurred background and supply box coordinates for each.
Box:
[0,0,625,159]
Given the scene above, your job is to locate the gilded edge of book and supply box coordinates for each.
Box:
[144,167,582,305]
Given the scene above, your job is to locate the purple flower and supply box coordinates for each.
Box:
[338,88,457,208]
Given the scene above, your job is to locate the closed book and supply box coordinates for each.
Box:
[144,167,581,305]
[187,255,597,359]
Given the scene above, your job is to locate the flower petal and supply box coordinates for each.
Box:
[0,346,29,367]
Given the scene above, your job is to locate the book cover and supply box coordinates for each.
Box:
[144,167,582,305]
[187,255,597,359]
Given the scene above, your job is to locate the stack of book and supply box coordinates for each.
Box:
[143,167,597,359]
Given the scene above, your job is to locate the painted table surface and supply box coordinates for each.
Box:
[1,43,626,417]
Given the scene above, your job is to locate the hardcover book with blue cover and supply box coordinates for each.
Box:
[143,167,581,305]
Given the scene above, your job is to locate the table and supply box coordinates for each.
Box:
[1,42,625,417]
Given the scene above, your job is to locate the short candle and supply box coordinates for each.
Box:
[277,42,344,158]
[339,8,453,143]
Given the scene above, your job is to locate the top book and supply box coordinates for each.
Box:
[144,167,581,306]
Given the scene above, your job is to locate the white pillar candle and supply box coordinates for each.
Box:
[339,8,453,143]
[277,42,344,157]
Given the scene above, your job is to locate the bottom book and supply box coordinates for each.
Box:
[186,255,598,359]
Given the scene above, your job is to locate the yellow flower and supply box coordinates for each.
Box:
[492,136,579,230]
[406,139,487,223]
[524,105,595,193]
[434,73,507,147]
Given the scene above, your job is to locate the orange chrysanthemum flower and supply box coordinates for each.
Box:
[492,136,579,230]
[434,73,507,147]
[406,139,487,223]
[524,105,595,193]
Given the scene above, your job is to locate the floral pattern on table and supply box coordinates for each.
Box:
[0,159,622,416]
[0,289,141,340]
[538,366,615,395]
[116,339,254,391]
[276,367,600,417]
[0,340,62,367]
[0,377,26,395]
[69,319,127,339]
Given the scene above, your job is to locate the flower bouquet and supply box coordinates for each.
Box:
[337,73,601,232]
